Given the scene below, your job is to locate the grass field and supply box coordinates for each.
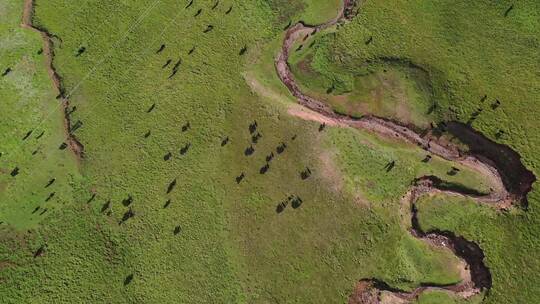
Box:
[1,0,539,303]
[287,1,540,303]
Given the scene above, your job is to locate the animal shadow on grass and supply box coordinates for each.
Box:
[167,179,177,194]
[249,121,257,134]
[45,178,56,188]
[174,225,182,235]
[45,192,55,202]
[300,167,312,180]
[384,161,395,172]
[163,199,172,208]
[147,103,156,113]
[101,200,111,213]
[22,130,33,140]
[236,173,245,184]
[221,136,229,146]
[156,44,166,53]
[276,201,288,214]
[10,167,19,177]
[164,152,172,161]
[225,6,233,14]
[276,142,287,154]
[181,122,191,132]
[2,67,12,76]
[87,193,96,203]
[34,245,46,258]
[124,274,134,286]
[122,195,133,207]
[119,208,135,225]
[447,167,460,176]
[75,46,86,57]
[180,143,191,155]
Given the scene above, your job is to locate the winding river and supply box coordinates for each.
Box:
[274,1,534,303]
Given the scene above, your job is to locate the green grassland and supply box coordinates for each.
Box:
[287,1,540,303]
[0,0,539,303]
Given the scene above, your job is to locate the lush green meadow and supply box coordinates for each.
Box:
[1,0,539,303]
[288,0,540,303]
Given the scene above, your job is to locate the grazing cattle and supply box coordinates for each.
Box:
[188,46,196,55]
[194,8,202,17]
[203,25,214,33]
[266,152,274,162]
[422,155,432,163]
[300,167,312,180]
[156,44,166,53]
[221,136,229,146]
[318,123,326,132]
[276,142,287,154]
[291,134,297,141]
[124,274,134,285]
[251,132,262,144]
[239,46,247,56]
[249,121,257,134]
[120,208,135,225]
[59,142,68,150]
[481,94,487,102]
[34,245,46,258]
[491,99,501,110]
[45,178,56,188]
[32,206,40,214]
[211,1,219,10]
[37,48,43,55]
[276,201,288,213]
[225,5,233,14]
[291,196,303,209]
[147,103,156,113]
[365,36,373,45]
[504,5,514,17]
[180,143,191,155]
[185,0,194,9]
[447,167,460,176]
[260,163,270,174]
[296,44,303,52]
[244,145,255,156]
[144,130,151,138]
[167,179,177,194]
[174,225,182,235]
[495,129,505,139]
[236,172,245,184]
[76,46,86,56]
[36,131,45,139]
[3,67,13,76]
[32,149,39,156]
[164,152,172,161]
[39,208,48,215]
[163,199,172,208]
[10,167,19,177]
[182,122,191,132]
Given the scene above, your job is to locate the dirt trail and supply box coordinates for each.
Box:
[274,0,534,302]
[21,0,84,159]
